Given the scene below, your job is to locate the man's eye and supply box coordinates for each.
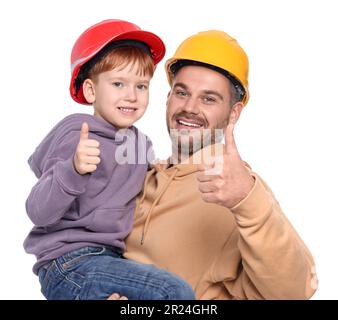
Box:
[203,96,216,103]
[112,82,123,88]
[176,90,187,97]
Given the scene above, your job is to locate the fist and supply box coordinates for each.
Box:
[73,122,101,175]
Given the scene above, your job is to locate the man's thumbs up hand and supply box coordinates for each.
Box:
[196,115,255,208]
[73,122,101,175]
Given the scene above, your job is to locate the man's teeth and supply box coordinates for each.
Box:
[177,119,202,128]
[118,107,136,113]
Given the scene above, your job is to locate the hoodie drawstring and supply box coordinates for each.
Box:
[135,167,155,218]
[140,167,179,245]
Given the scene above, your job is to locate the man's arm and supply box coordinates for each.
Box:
[197,115,317,299]
[213,173,317,299]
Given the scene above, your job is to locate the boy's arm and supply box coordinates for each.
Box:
[26,155,90,227]
[213,174,317,299]
[26,124,98,227]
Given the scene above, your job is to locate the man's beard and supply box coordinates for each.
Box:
[169,128,223,162]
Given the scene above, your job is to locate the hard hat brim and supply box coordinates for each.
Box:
[113,30,166,65]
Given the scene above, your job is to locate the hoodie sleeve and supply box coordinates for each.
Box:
[26,132,90,227]
[214,173,317,300]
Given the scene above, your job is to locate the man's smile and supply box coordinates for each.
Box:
[174,116,205,129]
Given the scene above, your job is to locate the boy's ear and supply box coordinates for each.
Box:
[82,79,96,104]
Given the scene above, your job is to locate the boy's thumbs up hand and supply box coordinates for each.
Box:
[80,121,89,140]
[73,122,101,175]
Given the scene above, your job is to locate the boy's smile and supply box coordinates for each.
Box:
[83,62,152,129]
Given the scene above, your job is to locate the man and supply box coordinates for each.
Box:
[110,30,317,300]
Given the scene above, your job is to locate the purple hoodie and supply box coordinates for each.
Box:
[24,113,153,274]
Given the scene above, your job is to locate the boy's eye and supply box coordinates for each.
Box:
[137,84,148,90]
[112,82,123,88]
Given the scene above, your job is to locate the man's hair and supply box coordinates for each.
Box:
[229,82,243,106]
[88,47,155,82]
[170,59,245,106]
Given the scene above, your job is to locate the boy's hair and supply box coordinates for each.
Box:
[89,46,155,82]
[75,46,155,94]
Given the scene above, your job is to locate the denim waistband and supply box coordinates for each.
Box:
[57,246,122,265]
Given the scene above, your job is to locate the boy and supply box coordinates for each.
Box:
[23,19,195,300]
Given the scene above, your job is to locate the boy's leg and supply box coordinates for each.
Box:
[39,246,195,300]
[78,255,195,300]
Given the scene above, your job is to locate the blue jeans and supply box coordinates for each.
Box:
[38,246,195,300]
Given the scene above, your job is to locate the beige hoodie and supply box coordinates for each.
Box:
[124,144,317,299]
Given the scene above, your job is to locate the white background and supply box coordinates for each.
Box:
[0,0,337,299]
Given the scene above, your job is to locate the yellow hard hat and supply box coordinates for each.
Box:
[165,30,249,105]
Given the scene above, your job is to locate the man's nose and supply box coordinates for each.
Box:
[182,97,199,114]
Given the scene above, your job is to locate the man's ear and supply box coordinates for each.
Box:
[230,102,245,124]
[82,79,96,104]
[166,90,172,107]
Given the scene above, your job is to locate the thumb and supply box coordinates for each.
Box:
[80,122,89,140]
[223,114,237,153]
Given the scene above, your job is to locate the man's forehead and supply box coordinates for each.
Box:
[175,65,229,81]
[173,65,231,93]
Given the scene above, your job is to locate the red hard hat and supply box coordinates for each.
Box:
[70,19,166,105]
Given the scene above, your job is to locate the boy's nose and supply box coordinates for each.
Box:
[125,87,137,102]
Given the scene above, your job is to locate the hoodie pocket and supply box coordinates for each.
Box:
[86,207,132,233]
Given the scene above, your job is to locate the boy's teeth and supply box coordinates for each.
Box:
[177,120,202,127]
[119,107,135,113]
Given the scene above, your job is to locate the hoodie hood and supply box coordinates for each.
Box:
[138,142,252,245]
[28,113,136,178]
[139,142,227,244]
[153,142,227,178]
